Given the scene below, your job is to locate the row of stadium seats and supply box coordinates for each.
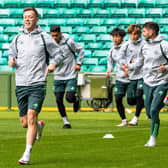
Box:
[0,0,167,9]
[2,18,168,27]
[1,8,168,19]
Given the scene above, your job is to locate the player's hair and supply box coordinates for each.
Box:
[50,25,61,32]
[128,24,142,35]
[109,27,126,37]
[23,7,39,17]
[143,22,160,35]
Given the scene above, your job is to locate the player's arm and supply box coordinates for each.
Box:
[8,36,18,67]
[68,39,84,70]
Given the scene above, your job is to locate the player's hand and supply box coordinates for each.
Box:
[8,57,16,67]
[121,63,129,71]
[106,71,111,78]
[158,64,167,73]
[47,63,56,73]
[74,64,81,71]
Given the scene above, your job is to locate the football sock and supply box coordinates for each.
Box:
[62,117,70,125]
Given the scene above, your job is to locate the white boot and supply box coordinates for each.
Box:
[128,116,138,126]
[117,119,127,127]
[144,136,156,147]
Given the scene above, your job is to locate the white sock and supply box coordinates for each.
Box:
[37,122,42,129]
[149,136,156,143]
[62,117,70,125]
[25,144,32,154]
[122,119,127,123]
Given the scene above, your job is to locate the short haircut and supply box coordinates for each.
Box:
[110,27,126,37]
[23,7,39,17]
[143,22,160,35]
[128,24,142,35]
[50,25,61,32]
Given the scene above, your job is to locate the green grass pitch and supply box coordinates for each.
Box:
[0,111,168,168]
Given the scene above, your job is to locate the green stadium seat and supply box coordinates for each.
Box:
[0,19,16,26]
[3,0,21,8]
[48,19,66,26]
[156,0,168,8]
[0,57,8,65]
[4,27,20,35]
[136,18,154,25]
[8,35,17,42]
[124,34,129,41]
[20,0,37,7]
[138,0,155,8]
[86,42,103,50]
[72,26,90,34]
[121,0,137,8]
[91,26,107,34]
[43,8,62,18]
[66,19,84,26]
[85,18,102,26]
[0,0,4,8]
[156,18,168,26]
[81,65,89,72]
[161,26,168,33]
[60,9,80,18]
[0,9,10,18]
[97,34,111,42]
[84,50,92,57]
[71,0,88,8]
[0,35,9,42]
[0,27,3,34]
[103,42,112,49]
[88,0,104,8]
[102,18,120,26]
[162,9,168,17]
[145,8,163,18]
[117,18,136,26]
[70,34,79,41]
[83,58,98,65]
[94,8,110,18]
[80,34,96,42]
[55,0,71,8]
[9,9,23,18]
[2,50,9,58]
[91,65,106,72]
[0,51,2,57]
[78,42,85,49]
[99,57,107,65]
[78,9,94,18]
[104,0,121,8]
[128,8,145,18]
[41,26,49,33]
[37,0,54,8]
[61,26,72,34]
[110,8,128,18]
[0,43,9,50]
[92,50,108,57]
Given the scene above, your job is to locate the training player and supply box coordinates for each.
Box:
[49,25,84,128]
[8,7,63,164]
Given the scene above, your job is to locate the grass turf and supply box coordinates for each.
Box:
[0,111,168,168]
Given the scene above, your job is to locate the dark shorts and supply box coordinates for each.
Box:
[54,78,77,93]
[129,78,144,97]
[15,84,46,117]
[114,80,135,98]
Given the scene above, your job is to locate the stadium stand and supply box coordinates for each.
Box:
[0,0,167,72]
